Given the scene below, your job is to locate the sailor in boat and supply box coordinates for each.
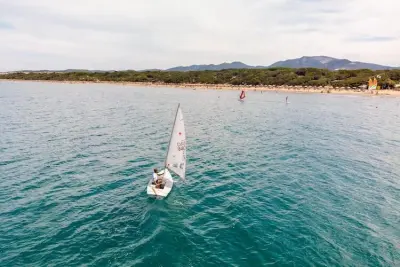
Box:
[153,168,165,189]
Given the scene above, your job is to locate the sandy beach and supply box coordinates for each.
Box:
[1,79,400,97]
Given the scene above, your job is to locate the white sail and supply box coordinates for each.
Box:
[165,104,186,180]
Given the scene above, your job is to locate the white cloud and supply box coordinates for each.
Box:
[0,0,399,71]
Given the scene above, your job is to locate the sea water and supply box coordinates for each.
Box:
[0,81,399,266]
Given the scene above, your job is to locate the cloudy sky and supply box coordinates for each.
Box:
[0,0,399,71]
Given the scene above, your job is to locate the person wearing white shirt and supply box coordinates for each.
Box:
[153,169,159,184]
[153,168,164,188]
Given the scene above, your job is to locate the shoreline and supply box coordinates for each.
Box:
[1,79,400,97]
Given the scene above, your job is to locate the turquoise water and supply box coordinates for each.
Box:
[0,81,399,266]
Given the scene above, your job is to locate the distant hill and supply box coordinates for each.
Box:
[269,56,393,70]
[166,56,394,71]
[14,69,112,73]
[7,56,397,73]
[167,61,264,71]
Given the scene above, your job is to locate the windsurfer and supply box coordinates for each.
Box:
[239,90,245,100]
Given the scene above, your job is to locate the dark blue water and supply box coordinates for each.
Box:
[1,81,399,266]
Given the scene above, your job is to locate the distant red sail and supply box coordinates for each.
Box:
[239,90,245,99]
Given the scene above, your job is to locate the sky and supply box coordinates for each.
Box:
[0,0,399,71]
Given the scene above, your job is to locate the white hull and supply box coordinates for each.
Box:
[147,169,174,198]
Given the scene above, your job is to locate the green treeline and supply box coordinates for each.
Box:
[2,68,400,89]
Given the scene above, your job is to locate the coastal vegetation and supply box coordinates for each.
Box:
[1,68,400,89]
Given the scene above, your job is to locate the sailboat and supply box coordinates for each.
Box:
[146,104,186,198]
[239,90,246,101]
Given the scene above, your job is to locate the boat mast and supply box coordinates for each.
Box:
[164,103,180,168]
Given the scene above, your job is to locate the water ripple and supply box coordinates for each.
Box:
[0,82,399,266]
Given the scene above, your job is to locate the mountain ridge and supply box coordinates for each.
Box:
[268,56,393,71]
[5,56,398,73]
[167,56,396,71]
